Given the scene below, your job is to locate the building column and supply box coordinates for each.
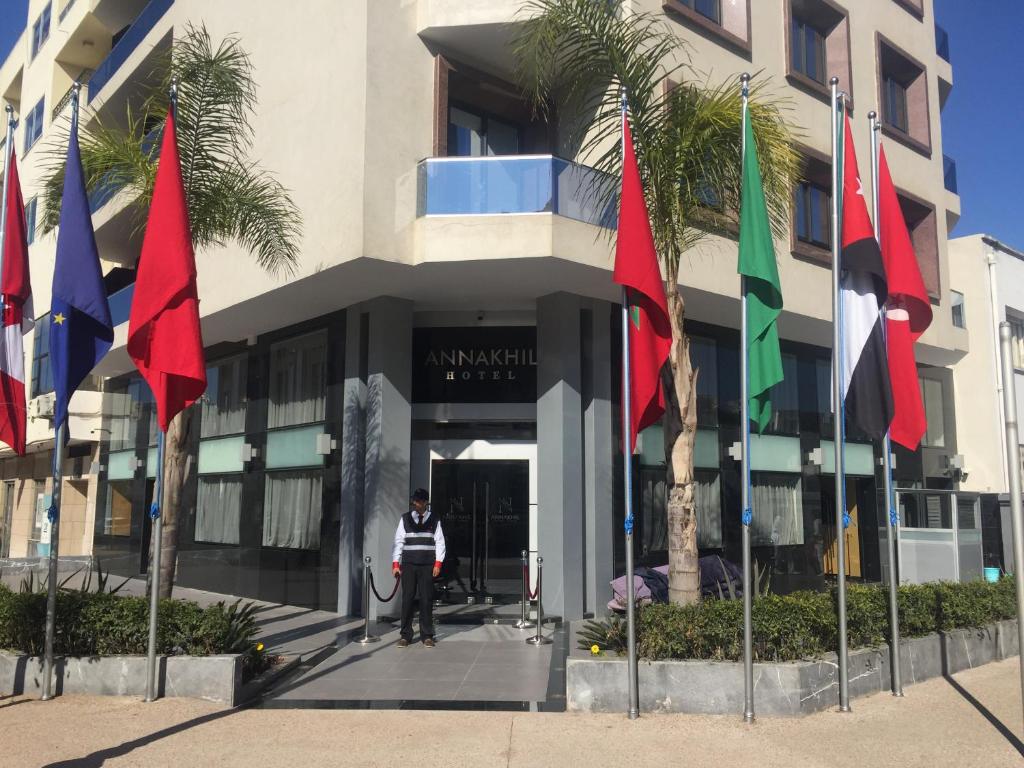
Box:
[339,297,413,619]
[582,300,615,616]
[537,293,585,620]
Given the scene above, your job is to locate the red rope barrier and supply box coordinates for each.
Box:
[368,569,401,603]
[527,566,540,601]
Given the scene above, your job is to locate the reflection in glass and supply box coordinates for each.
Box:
[268,332,327,428]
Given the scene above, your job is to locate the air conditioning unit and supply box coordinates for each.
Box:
[28,393,55,420]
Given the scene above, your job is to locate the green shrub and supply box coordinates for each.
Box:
[0,586,263,663]
[578,577,1017,662]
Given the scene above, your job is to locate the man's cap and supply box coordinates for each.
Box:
[411,488,429,502]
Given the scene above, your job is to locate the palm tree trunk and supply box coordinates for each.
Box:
[664,278,701,605]
[155,407,194,599]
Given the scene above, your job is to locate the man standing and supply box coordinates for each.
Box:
[392,488,446,648]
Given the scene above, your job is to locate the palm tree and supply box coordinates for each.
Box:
[513,0,799,604]
[40,26,302,598]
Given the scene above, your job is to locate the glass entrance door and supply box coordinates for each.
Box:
[430,459,529,603]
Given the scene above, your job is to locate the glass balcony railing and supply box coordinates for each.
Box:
[935,23,950,63]
[417,155,616,229]
[943,154,958,194]
[88,0,175,103]
[108,283,134,326]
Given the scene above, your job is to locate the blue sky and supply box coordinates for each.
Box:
[0,1,1016,245]
[934,0,1024,248]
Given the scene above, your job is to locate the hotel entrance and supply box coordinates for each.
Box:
[430,459,529,602]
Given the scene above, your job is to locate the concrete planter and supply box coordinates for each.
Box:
[0,652,296,706]
[567,619,1019,716]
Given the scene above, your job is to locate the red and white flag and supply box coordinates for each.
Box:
[0,148,33,455]
[878,145,932,449]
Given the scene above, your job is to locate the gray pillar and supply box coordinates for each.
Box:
[339,297,413,619]
[582,300,615,617]
[537,293,585,620]
[338,308,367,616]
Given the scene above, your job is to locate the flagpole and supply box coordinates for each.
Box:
[868,111,904,698]
[144,80,177,703]
[738,72,755,724]
[0,105,15,310]
[620,92,640,721]
[41,84,81,701]
[829,77,851,713]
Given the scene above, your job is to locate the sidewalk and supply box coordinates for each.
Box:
[3,658,1021,767]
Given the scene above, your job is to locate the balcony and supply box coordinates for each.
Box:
[88,0,174,103]
[416,155,616,229]
[943,154,958,194]
[108,282,134,326]
[935,23,950,63]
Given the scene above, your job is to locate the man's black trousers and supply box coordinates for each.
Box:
[400,563,435,641]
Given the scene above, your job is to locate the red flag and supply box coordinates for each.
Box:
[128,111,206,431]
[613,115,672,451]
[0,148,33,454]
[878,145,932,449]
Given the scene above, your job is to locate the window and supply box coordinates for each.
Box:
[750,472,804,546]
[31,3,51,59]
[919,376,946,448]
[763,354,800,435]
[25,197,37,245]
[691,336,718,426]
[896,192,939,298]
[106,377,154,451]
[101,480,133,536]
[950,290,965,329]
[447,105,522,157]
[267,331,327,429]
[791,16,826,85]
[677,0,719,23]
[795,180,831,249]
[202,356,247,437]
[1009,315,1024,370]
[196,476,242,545]
[31,314,53,397]
[878,35,930,154]
[262,470,322,549]
[883,75,908,134]
[638,468,721,553]
[23,98,44,154]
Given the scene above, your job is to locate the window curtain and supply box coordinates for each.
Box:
[202,356,247,438]
[196,476,242,545]
[268,332,327,429]
[695,471,722,548]
[262,471,322,549]
[751,473,804,546]
[640,469,722,552]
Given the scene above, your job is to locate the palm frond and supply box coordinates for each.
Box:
[512,0,800,281]
[38,24,301,275]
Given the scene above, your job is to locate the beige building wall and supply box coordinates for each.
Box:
[0,0,962,561]
[949,234,1024,495]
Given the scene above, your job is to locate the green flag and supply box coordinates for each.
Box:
[738,106,784,432]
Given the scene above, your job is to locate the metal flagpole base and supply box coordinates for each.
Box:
[525,634,552,646]
[515,619,535,629]
[743,713,754,724]
[357,634,381,645]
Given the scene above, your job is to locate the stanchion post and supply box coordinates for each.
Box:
[358,556,380,645]
[526,556,552,646]
[516,549,535,629]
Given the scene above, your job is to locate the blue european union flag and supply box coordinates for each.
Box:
[50,118,113,433]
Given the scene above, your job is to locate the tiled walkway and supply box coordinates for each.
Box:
[261,621,564,709]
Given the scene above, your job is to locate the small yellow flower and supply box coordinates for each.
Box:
[256,642,264,652]
[590,644,600,655]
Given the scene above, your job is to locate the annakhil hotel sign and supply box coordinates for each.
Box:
[412,327,537,403]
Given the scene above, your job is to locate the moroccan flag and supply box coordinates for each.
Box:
[128,110,206,431]
[50,117,113,436]
[878,145,931,449]
[738,106,783,432]
[0,148,33,454]
[613,113,672,451]
[839,115,893,439]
